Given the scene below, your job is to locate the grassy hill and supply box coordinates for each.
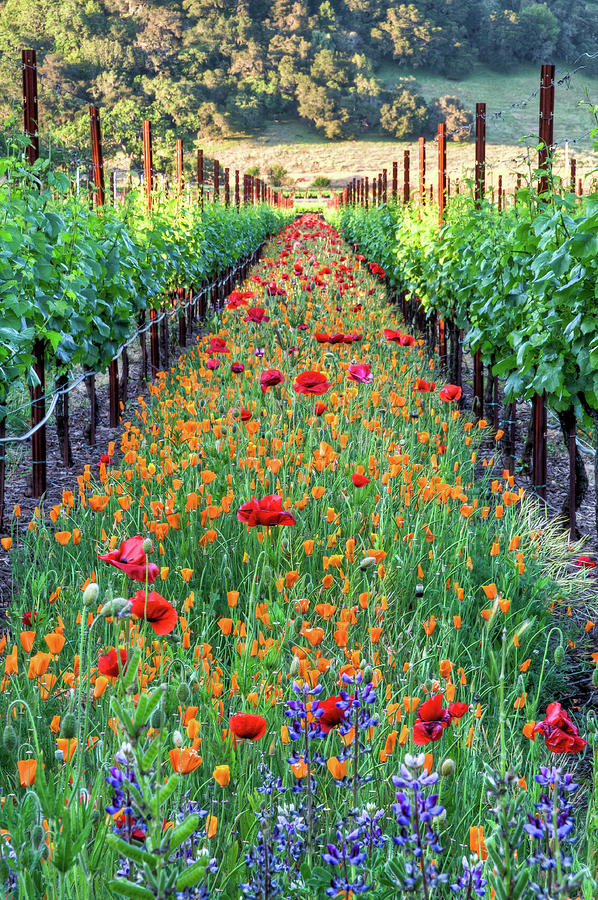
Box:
[198,62,598,191]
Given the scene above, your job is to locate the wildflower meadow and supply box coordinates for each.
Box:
[1,213,596,900]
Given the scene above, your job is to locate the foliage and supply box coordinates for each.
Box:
[1,0,597,147]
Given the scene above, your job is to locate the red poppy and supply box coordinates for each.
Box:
[98,536,159,583]
[227,290,254,309]
[574,555,596,569]
[293,371,331,396]
[244,307,270,324]
[237,495,296,527]
[205,358,220,370]
[316,695,350,734]
[414,378,436,392]
[129,590,178,635]
[230,362,245,374]
[384,329,414,346]
[348,364,373,384]
[412,694,469,745]
[532,702,588,754]
[22,611,37,628]
[98,647,128,677]
[351,474,370,487]
[114,815,146,842]
[97,453,112,467]
[260,369,284,393]
[229,713,267,741]
[313,403,328,416]
[439,384,462,402]
[209,337,229,353]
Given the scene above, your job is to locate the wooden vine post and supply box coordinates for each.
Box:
[533,64,555,502]
[392,162,398,201]
[418,137,426,210]
[22,48,47,496]
[437,123,447,369]
[197,149,204,208]
[403,150,410,204]
[473,103,485,420]
[144,121,159,379]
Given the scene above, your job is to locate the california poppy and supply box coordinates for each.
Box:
[98,536,159,583]
[229,713,267,741]
[293,371,331,396]
[129,590,178,635]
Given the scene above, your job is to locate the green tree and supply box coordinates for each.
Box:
[517,3,560,63]
[380,87,429,139]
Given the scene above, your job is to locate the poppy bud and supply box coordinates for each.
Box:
[60,712,77,740]
[415,584,424,597]
[176,683,191,704]
[554,645,564,666]
[362,665,374,684]
[55,750,64,762]
[99,597,131,618]
[262,565,273,581]
[149,707,163,729]
[281,539,290,553]
[223,567,233,580]
[268,738,276,756]
[289,656,300,676]
[359,557,377,570]
[142,537,153,555]
[441,758,456,777]
[2,724,17,754]
[82,582,99,607]
[292,618,302,635]
[173,729,183,748]
[31,824,45,851]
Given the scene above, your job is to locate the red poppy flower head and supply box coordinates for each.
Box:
[244,307,270,324]
[205,358,220,371]
[129,590,178,635]
[293,370,331,396]
[414,378,436,393]
[230,362,245,374]
[313,402,328,416]
[98,453,112,467]
[209,337,229,353]
[439,384,462,403]
[412,694,456,745]
[98,647,128,678]
[531,702,588,754]
[348,364,373,384]
[98,536,160,583]
[351,474,370,488]
[237,494,296,527]
[574,555,596,569]
[260,369,284,393]
[229,712,267,741]
[22,611,37,628]
[315,695,350,734]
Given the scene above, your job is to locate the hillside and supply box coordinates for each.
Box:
[1,0,598,163]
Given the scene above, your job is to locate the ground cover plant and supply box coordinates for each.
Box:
[0,214,596,899]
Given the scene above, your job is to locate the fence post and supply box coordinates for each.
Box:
[89,106,106,207]
[570,157,576,193]
[473,102,486,419]
[418,137,426,209]
[197,149,204,207]
[532,64,555,500]
[176,138,183,195]
[22,48,47,496]
[235,170,240,208]
[382,169,387,203]
[365,176,369,210]
[224,167,230,207]
[214,160,220,201]
[437,124,448,370]
[403,150,410,204]
[143,120,153,211]
[392,161,398,200]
